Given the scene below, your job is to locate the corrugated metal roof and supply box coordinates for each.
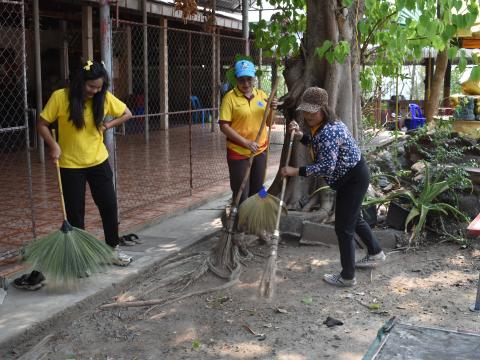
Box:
[197,0,239,12]
[196,0,256,13]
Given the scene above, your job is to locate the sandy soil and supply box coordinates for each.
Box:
[5,234,480,360]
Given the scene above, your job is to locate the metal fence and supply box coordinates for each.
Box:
[0,1,35,262]
[111,20,283,217]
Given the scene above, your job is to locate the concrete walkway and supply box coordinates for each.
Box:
[0,191,232,347]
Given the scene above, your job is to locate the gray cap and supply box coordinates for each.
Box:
[296,87,328,113]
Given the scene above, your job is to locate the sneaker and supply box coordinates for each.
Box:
[111,246,132,267]
[13,270,46,290]
[355,251,386,269]
[323,273,356,287]
[78,270,91,278]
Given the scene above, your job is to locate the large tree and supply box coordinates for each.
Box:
[253,0,479,211]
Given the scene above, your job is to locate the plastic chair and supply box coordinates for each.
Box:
[407,103,426,129]
[190,96,206,127]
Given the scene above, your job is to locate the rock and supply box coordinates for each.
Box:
[411,161,426,174]
[457,193,480,218]
[300,221,401,249]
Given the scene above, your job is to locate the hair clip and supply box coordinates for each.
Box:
[83,60,94,71]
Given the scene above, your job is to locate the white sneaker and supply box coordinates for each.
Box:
[112,246,132,267]
[323,273,356,287]
[355,251,386,269]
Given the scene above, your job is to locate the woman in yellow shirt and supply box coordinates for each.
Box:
[219,60,276,205]
[37,60,133,266]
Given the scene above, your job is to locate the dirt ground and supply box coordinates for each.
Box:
[5,234,480,360]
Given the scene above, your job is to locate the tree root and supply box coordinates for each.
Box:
[101,231,249,310]
[100,272,240,310]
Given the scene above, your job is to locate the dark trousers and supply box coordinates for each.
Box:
[227,151,267,205]
[60,160,119,248]
[334,158,382,280]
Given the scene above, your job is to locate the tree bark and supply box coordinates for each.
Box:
[425,48,449,122]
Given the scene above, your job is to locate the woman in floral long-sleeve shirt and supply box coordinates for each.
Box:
[281,87,386,287]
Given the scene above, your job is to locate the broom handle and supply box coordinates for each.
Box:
[52,130,68,221]
[231,77,280,210]
[274,130,295,232]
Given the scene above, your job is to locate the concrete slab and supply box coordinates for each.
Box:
[0,194,230,347]
[300,220,401,249]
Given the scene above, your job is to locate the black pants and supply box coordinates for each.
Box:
[60,160,118,248]
[227,151,267,205]
[333,158,382,280]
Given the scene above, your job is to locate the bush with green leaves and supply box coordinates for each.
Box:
[405,119,478,193]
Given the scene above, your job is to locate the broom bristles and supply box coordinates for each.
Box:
[259,234,280,298]
[238,194,287,236]
[25,224,114,286]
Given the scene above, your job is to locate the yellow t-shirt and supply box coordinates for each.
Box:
[219,87,269,158]
[40,89,126,168]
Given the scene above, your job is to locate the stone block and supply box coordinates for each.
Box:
[299,220,401,249]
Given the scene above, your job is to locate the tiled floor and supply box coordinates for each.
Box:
[0,124,285,265]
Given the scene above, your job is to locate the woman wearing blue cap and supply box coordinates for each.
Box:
[219,60,277,205]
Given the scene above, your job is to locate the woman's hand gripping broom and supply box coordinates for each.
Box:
[258,130,295,298]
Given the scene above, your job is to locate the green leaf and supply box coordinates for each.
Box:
[369,303,381,310]
[444,24,457,39]
[358,21,368,35]
[334,41,350,64]
[301,296,313,305]
[405,0,416,11]
[471,66,480,82]
[447,47,458,62]
[192,340,201,350]
[325,52,335,64]
[459,53,467,73]
[454,0,463,12]
[315,40,333,59]
[278,36,292,56]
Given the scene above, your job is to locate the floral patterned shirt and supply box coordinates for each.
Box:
[298,121,361,186]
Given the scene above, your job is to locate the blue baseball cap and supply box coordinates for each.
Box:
[234,60,256,78]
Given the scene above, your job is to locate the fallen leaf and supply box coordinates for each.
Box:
[192,340,201,350]
[301,296,313,305]
[369,303,381,310]
[275,307,288,314]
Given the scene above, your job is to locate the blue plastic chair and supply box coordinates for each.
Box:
[408,103,426,129]
[190,96,206,127]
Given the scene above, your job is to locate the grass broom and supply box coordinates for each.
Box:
[210,79,280,278]
[237,106,287,236]
[25,130,114,286]
[259,129,295,298]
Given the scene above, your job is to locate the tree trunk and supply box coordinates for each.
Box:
[425,48,449,122]
[270,0,363,213]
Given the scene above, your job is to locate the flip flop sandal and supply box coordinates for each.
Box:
[118,235,136,246]
[125,233,143,244]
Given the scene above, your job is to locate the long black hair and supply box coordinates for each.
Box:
[322,106,338,125]
[68,60,109,129]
